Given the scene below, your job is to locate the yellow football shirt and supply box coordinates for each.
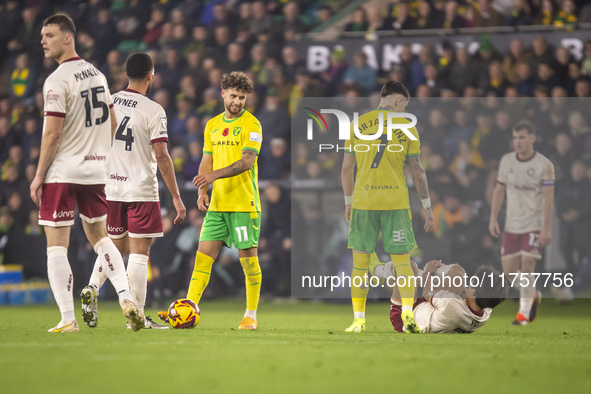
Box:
[344,109,420,210]
[203,110,262,212]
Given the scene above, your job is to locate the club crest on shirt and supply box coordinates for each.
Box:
[527,168,535,176]
[46,89,59,103]
[222,128,229,136]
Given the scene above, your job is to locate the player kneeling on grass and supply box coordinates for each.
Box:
[372,258,508,333]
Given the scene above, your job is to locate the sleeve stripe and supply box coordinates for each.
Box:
[407,153,420,157]
[497,180,505,185]
[151,137,168,143]
[44,111,65,118]
[109,103,114,109]
[203,150,213,154]
[243,147,259,154]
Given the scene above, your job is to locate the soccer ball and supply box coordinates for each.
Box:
[167,299,200,329]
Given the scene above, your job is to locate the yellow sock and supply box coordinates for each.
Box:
[391,254,415,309]
[186,251,215,304]
[352,252,370,317]
[240,256,262,312]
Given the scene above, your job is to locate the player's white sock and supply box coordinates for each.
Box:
[93,237,133,306]
[47,246,76,323]
[127,253,149,315]
[519,273,536,317]
[88,256,107,294]
[244,309,257,320]
[354,312,365,319]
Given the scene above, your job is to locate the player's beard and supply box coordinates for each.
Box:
[146,80,153,95]
[226,102,242,115]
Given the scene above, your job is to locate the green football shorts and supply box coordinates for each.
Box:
[348,208,417,254]
[199,211,261,249]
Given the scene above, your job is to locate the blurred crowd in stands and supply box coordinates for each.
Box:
[1,0,590,301]
[345,0,591,32]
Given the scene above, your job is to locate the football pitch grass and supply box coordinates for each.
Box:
[1,299,590,394]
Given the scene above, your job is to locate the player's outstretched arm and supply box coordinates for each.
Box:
[341,152,356,223]
[407,156,434,232]
[154,141,186,224]
[193,149,256,189]
[488,182,506,238]
[30,115,64,205]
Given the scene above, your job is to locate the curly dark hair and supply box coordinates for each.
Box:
[221,71,254,93]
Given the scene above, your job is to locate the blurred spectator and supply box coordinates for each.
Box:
[536,62,559,91]
[223,43,248,73]
[196,87,223,120]
[345,7,368,32]
[10,53,35,100]
[530,37,554,71]
[161,49,184,95]
[260,137,290,180]
[506,0,533,26]
[256,88,289,144]
[343,52,377,94]
[91,8,118,63]
[182,140,203,182]
[448,46,476,94]
[484,61,509,96]
[277,1,309,35]
[554,0,577,26]
[249,1,274,36]
[20,117,41,158]
[366,5,389,32]
[550,132,575,181]
[537,0,555,25]
[415,0,442,29]
[143,5,167,47]
[442,1,465,28]
[7,6,42,61]
[515,62,536,96]
[168,95,193,145]
[259,183,292,295]
[448,205,488,275]
[473,0,503,27]
[392,2,415,30]
[320,47,348,96]
[0,117,16,163]
[557,161,591,275]
[116,0,149,42]
[281,46,304,84]
[503,39,531,84]
[315,5,333,27]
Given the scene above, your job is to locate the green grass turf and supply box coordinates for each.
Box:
[1,298,590,394]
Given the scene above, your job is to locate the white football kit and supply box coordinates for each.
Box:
[413,291,492,333]
[106,88,169,202]
[42,57,113,184]
[497,151,555,234]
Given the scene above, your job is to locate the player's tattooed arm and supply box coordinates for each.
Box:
[407,155,434,232]
[407,156,430,200]
[193,149,257,188]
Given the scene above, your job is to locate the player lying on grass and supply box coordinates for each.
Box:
[371,257,508,333]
